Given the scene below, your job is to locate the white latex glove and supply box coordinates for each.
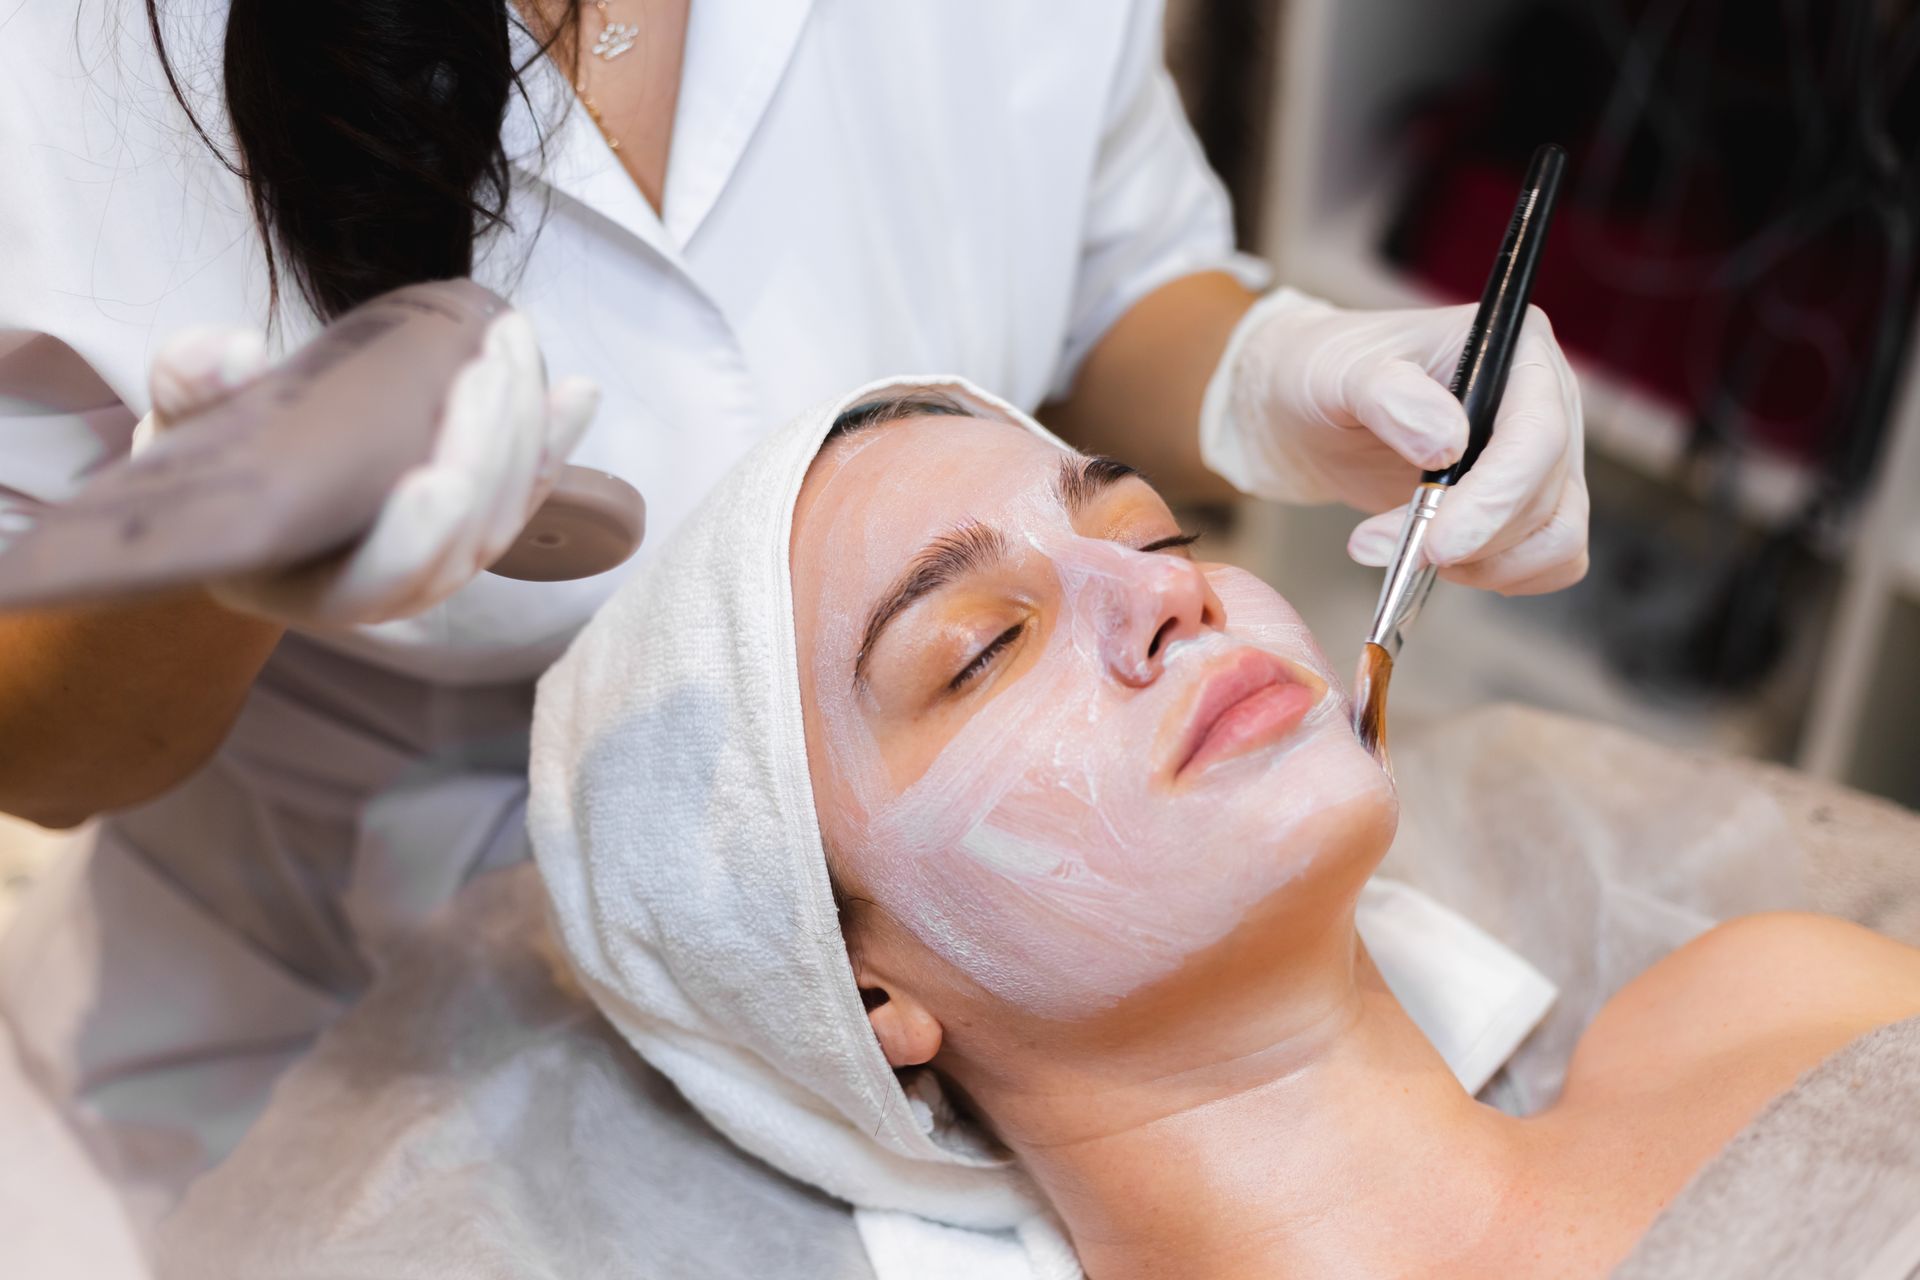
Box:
[1199,288,1588,596]
[133,312,599,626]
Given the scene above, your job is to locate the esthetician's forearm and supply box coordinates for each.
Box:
[1041,270,1259,505]
[0,593,283,828]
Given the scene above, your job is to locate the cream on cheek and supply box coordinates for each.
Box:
[809,444,1390,1021]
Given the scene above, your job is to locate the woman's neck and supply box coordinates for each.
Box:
[980,938,1538,1279]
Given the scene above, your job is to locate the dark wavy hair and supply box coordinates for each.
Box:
[145,0,580,322]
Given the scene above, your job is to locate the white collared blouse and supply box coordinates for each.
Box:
[1,0,1262,683]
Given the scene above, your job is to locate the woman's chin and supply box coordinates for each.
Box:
[1198,711,1399,855]
[1035,812,1397,1057]
[1002,786,1399,1041]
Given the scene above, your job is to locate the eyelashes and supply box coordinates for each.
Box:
[944,530,1201,692]
[949,622,1023,691]
[1136,531,1202,555]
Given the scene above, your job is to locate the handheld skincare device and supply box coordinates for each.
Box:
[1352,144,1567,758]
[0,279,644,611]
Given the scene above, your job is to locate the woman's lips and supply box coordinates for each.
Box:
[1167,647,1323,780]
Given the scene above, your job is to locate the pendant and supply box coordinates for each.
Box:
[592,22,640,60]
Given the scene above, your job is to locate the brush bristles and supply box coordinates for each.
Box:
[1352,642,1394,760]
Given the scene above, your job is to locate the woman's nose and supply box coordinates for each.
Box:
[1093,551,1224,688]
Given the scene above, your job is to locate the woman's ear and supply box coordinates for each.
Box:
[855,968,943,1067]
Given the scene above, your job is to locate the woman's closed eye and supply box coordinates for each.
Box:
[943,531,1201,693]
[949,622,1024,692]
[1137,531,1201,556]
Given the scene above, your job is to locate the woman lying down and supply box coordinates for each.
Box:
[529,378,1920,1279]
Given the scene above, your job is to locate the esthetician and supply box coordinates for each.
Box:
[0,0,1587,1223]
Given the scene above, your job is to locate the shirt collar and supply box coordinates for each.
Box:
[661,0,812,248]
[502,0,814,256]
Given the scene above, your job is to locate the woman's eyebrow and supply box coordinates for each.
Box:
[1055,454,1141,517]
[854,521,1010,689]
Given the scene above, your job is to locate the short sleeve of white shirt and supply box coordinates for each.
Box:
[1047,1,1271,402]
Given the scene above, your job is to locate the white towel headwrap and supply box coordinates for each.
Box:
[529,375,1553,1276]
[530,377,1046,1233]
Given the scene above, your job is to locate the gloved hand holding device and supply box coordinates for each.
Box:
[132,308,601,627]
[1200,288,1588,597]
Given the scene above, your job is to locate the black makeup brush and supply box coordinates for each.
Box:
[1353,143,1569,758]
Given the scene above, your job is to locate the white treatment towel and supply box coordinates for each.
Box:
[528,375,1553,1279]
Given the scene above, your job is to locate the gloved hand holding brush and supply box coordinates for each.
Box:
[1200,288,1588,597]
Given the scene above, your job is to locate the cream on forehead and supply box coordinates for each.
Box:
[800,417,1390,1019]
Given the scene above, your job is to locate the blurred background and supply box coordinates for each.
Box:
[1167,0,1920,810]
[3,0,1917,924]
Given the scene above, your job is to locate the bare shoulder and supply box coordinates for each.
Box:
[1565,912,1920,1098]
[1667,911,1920,1012]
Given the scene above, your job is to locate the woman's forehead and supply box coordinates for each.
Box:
[818,413,1061,486]
[797,415,1072,563]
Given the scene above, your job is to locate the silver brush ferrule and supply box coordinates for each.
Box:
[1362,484,1448,659]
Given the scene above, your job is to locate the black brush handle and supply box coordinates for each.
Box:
[1423,143,1568,486]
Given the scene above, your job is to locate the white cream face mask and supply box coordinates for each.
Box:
[797,415,1395,1021]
